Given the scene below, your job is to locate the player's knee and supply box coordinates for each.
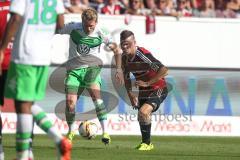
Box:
[138,111,151,124]
[139,107,150,116]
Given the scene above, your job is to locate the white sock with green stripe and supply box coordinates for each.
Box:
[94,99,108,133]
[16,114,33,160]
[31,104,62,144]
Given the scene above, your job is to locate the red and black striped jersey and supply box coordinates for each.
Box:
[122,46,166,90]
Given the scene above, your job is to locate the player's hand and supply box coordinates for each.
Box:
[0,50,4,64]
[136,80,149,87]
[0,50,4,76]
[128,92,138,109]
[115,69,124,85]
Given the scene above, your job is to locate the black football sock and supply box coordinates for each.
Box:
[139,123,151,145]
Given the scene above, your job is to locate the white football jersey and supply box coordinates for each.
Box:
[58,22,114,70]
[10,0,65,65]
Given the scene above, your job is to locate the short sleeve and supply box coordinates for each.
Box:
[56,0,65,15]
[10,0,26,16]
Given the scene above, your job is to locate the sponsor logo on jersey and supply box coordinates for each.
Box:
[77,44,90,55]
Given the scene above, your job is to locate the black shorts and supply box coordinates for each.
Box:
[0,70,8,106]
[138,87,168,112]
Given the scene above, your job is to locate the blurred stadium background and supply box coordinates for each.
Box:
[2,8,240,160]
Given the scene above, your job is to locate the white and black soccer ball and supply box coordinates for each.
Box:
[79,121,98,139]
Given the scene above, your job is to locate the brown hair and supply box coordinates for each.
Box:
[120,30,135,41]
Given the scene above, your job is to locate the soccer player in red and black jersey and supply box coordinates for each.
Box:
[120,30,168,151]
[0,0,11,158]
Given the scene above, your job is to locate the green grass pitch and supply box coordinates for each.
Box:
[3,134,240,160]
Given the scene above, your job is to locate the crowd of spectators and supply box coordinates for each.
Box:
[63,0,240,18]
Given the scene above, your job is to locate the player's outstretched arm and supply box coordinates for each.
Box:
[108,42,124,85]
[108,43,122,68]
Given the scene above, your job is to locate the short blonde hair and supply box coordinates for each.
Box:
[81,8,98,22]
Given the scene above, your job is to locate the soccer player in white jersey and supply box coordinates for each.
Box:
[0,0,72,159]
[58,8,124,144]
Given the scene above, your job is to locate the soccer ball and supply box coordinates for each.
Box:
[79,121,98,139]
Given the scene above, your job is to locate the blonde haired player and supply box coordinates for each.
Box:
[58,8,124,144]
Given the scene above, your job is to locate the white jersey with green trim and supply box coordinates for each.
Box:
[10,0,65,65]
[58,22,114,70]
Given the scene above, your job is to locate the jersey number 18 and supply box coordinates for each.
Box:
[28,0,57,25]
